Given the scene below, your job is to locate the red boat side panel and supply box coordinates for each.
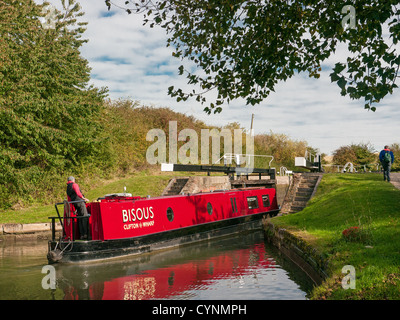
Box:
[92,188,278,241]
[88,202,103,241]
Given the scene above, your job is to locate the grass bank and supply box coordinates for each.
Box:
[271,173,400,299]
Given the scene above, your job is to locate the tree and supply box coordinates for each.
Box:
[0,0,107,169]
[254,131,310,169]
[107,1,400,114]
[0,0,107,208]
[333,145,357,166]
[388,143,400,171]
[352,143,376,166]
[333,143,376,166]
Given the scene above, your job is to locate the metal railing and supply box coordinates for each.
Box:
[322,162,380,173]
[214,153,275,168]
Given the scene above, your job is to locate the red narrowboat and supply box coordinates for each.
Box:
[47,165,279,263]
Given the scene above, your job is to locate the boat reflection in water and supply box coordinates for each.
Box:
[56,231,313,300]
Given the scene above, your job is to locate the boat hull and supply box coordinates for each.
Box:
[48,209,278,263]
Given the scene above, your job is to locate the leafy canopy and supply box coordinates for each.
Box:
[332,142,376,166]
[107,0,400,114]
[0,0,107,170]
[0,0,107,208]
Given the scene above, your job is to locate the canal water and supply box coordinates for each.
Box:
[0,231,314,300]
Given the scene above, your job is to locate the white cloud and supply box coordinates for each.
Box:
[40,0,400,155]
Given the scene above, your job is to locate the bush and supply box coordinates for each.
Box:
[254,131,311,169]
[333,143,376,166]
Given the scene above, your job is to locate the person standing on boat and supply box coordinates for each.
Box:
[66,176,90,239]
[379,146,394,182]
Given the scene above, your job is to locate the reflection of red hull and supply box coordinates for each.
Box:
[64,243,274,300]
[49,187,279,263]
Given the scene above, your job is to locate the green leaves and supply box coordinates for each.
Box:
[0,0,107,208]
[333,142,376,166]
[112,0,400,114]
[333,63,346,74]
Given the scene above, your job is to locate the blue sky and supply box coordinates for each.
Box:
[40,1,400,155]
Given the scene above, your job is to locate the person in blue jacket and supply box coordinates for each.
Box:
[379,146,394,182]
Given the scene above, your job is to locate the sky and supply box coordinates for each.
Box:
[39,1,400,155]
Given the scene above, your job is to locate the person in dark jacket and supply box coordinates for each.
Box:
[66,176,90,239]
[379,146,394,182]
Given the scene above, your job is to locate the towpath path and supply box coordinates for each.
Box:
[389,172,400,190]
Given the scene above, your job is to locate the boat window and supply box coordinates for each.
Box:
[262,195,270,207]
[247,196,259,209]
[167,207,174,222]
[230,198,237,213]
[207,202,213,215]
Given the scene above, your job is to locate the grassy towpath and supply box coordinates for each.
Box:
[270,173,400,299]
